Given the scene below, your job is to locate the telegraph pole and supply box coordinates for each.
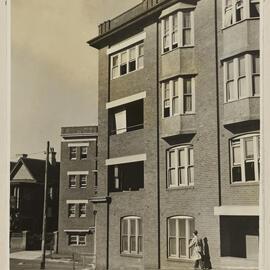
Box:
[40,141,50,269]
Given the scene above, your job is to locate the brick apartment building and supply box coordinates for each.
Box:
[88,0,260,269]
[58,126,98,255]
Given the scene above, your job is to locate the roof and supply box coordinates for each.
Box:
[10,162,17,172]
[88,0,197,49]
[10,157,60,184]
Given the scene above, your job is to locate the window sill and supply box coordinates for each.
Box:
[231,181,259,187]
[222,17,260,31]
[167,185,194,191]
[167,257,193,263]
[225,96,260,104]
[161,45,195,56]
[120,253,143,258]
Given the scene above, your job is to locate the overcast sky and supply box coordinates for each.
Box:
[11,0,141,161]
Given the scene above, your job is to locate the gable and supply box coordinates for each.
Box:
[12,163,34,181]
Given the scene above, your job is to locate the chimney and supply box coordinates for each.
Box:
[22,154,28,159]
[50,148,57,166]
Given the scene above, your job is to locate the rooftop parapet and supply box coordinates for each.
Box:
[61,126,98,138]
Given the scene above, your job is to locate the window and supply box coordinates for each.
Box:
[109,100,144,135]
[223,0,260,27]
[108,161,144,192]
[80,146,88,160]
[80,175,87,188]
[68,234,86,246]
[121,216,142,255]
[224,53,260,102]
[168,216,195,259]
[49,187,53,200]
[111,43,144,79]
[162,76,195,118]
[79,204,87,218]
[68,204,76,218]
[167,145,194,188]
[69,175,76,188]
[70,147,77,160]
[230,133,260,183]
[161,10,194,53]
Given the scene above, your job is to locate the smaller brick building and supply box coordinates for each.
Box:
[58,126,98,256]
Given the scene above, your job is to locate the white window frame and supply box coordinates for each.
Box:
[68,204,76,218]
[69,175,76,188]
[69,147,77,160]
[222,0,260,28]
[223,53,259,102]
[167,216,195,259]
[162,77,195,118]
[230,133,260,183]
[68,234,87,246]
[80,146,88,160]
[167,145,194,188]
[110,43,144,80]
[79,203,87,218]
[161,9,194,53]
[79,175,87,188]
[121,216,143,255]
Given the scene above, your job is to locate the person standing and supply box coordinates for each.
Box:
[189,230,203,270]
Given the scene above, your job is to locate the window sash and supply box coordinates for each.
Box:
[69,175,76,188]
[79,204,86,217]
[68,204,76,217]
[167,146,194,187]
[80,175,87,188]
[121,217,142,254]
[70,147,77,160]
[231,134,260,183]
[168,217,194,259]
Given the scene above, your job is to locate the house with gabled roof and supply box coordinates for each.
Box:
[10,154,60,233]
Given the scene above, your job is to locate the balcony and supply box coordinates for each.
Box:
[223,97,260,126]
[160,114,196,138]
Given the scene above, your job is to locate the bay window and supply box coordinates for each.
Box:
[168,216,195,259]
[121,216,143,255]
[111,43,144,79]
[231,133,260,183]
[223,0,260,27]
[167,145,194,188]
[161,9,194,53]
[162,76,195,118]
[224,53,260,102]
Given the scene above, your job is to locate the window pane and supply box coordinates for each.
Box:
[178,219,186,237]
[189,148,194,165]
[138,236,143,253]
[179,238,186,257]
[233,145,241,164]
[183,12,191,28]
[129,60,136,72]
[122,236,128,251]
[129,48,136,60]
[245,138,254,159]
[130,219,136,235]
[172,97,179,115]
[236,0,244,22]
[227,61,234,80]
[184,78,192,94]
[164,83,170,98]
[164,107,170,118]
[138,219,142,235]
[120,64,127,75]
[188,167,194,184]
[112,67,118,78]
[130,236,136,251]
[173,80,178,96]
[178,149,185,166]
[164,17,169,32]
[169,151,176,167]
[184,95,192,112]
[179,167,185,185]
[226,81,235,100]
[169,219,176,236]
[245,162,255,181]
[122,219,128,234]
[224,8,233,27]
[169,169,176,186]
[238,77,246,98]
[173,14,178,29]
[239,56,245,76]
[183,29,191,46]
[121,52,127,64]
[112,55,118,67]
[252,75,260,95]
[232,166,242,182]
[169,238,176,256]
[138,56,144,69]
[138,44,144,56]
[253,55,260,73]
[250,2,260,17]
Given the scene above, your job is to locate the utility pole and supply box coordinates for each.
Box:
[40,141,50,269]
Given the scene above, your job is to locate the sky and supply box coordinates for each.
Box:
[11,0,141,161]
